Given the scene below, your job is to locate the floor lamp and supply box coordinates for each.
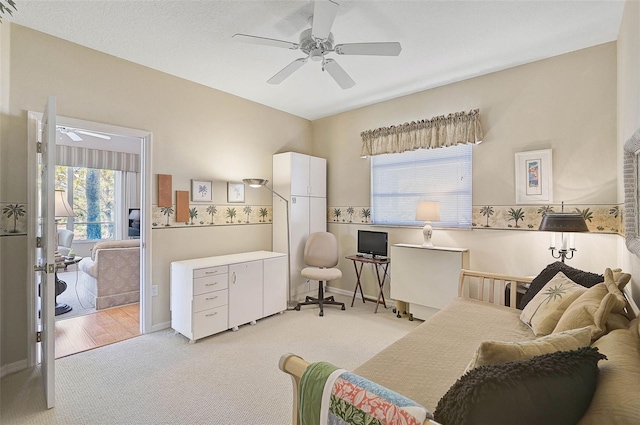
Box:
[243,179,295,309]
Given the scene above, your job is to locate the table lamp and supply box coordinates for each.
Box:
[416,201,440,247]
[539,207,588,262]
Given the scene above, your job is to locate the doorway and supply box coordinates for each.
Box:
[53,119,147,358]
[27,113,153,363]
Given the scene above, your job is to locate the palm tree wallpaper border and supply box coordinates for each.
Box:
[0,201,622,235]
[327,204,622,234]
[151,204,272,228]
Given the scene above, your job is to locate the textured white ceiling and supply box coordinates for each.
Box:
[10,1,625,120]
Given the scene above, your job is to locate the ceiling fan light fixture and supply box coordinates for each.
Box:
[310,49,324,62]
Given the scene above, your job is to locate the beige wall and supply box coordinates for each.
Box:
[314,43,620,298]
[0,24,312,368]
[618,0,640,307]
[0,16,631,370]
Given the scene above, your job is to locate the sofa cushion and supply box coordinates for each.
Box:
[465,326,591,372]
[554,268,628,340]
[353,298,535,412]
[519,262,603,309]
[434,347,606,425]
[579,319,640,424]
[520,272,586,336]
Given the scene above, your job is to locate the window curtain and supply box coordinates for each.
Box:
[360,109,483,157]
[56,145,140,172]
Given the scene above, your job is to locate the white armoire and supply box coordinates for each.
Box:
[273,152,327,301]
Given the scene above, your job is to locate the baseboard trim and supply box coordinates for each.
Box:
[326,286,396,308]
[150,321,171,333]
[1,359,27,378]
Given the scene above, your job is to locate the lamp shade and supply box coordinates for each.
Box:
[539,213,588,232]
[242,178,268,188]
[54,190,75,218]
[416,201,441,222]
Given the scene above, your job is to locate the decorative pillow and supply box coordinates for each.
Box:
[554,268,628,340]
[520,272,587,336]
[519,262,603,309]
[612,268,632,291]
[465,326,591,372]
[433,347,607,425]
[580,319,640,424]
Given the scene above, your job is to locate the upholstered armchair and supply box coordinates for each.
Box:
[78,239,140,310]
[57,229,74,257]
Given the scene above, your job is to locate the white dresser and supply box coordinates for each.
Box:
[170,251,287,342]
[390,244,469,320]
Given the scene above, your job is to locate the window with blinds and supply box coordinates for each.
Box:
[371,144,472,227]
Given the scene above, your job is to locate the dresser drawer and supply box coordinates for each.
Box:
[193,289,228,313]
[193,274,228,295]
[193,265,228,279]
[193,305,228,340]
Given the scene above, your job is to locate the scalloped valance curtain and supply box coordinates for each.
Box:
[360,109,483,157]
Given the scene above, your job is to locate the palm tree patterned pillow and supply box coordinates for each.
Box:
[520,271,587,336]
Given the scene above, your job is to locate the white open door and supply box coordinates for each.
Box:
[33,96,57,408]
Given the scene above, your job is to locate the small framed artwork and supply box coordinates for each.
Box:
[515,149,553,204]
[227,182,245,203]
[191,180,213,202]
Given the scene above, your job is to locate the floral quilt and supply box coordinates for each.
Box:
[299,361,431,425]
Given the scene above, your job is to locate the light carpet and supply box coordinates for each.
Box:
[1,294,423,425]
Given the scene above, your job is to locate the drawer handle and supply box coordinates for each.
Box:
[205,282,217,286]
[205,271,218,275]
[205,296,218,301]
[205,312,218,317]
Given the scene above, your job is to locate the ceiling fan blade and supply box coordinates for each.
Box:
[267,58,308,84]
[65,131,83,142]
[76,130,111,140]
[312,0,339,40]
[335,42,402,56]
[232,33,299,50]
[323,58,355,89]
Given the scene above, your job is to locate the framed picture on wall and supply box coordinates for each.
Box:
[515,149,553,204]
[191,180,213,202]
[227,182,245,203]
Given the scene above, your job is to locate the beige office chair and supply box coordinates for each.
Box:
[294,232,345,316]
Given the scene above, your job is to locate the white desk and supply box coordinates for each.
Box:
[390,244,469,320]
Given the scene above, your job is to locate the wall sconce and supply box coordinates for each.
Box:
[538,209,588,262]
[416,201,440,247]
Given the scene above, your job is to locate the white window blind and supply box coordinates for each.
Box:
[371,144,472,227]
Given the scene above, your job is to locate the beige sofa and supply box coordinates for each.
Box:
[280,268,640,425]
[78,239,140,310]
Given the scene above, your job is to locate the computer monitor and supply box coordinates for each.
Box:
[357,230,388,258]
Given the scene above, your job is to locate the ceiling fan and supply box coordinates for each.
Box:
[232,0,402,89]
[57,126,111,142]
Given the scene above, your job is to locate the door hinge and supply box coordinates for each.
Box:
[36,236,42,248]
[36,331,42,343]
[37,142,42,153]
